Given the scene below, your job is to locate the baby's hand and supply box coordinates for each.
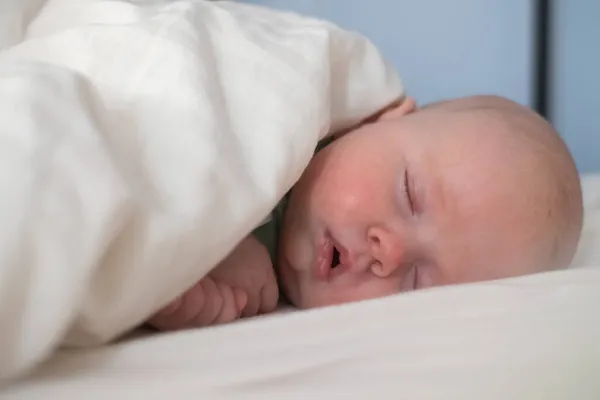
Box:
[147,276,248,331]
[208,235,279,318]
[148,235,277,331]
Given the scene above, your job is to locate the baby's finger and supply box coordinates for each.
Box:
[157,296,183,316]
[147,308,184,331]
[178,281,208,326]
[213,283,239,324]
[148,284,203,330]
[259,282,279,315]
[190,277,223,326]
[232,287,248,316]
[241,289,262,318]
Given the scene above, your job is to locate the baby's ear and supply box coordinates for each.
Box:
[375,97,417,121]
[330,97,416,139]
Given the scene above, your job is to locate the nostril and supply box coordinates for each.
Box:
[368,233,381,247]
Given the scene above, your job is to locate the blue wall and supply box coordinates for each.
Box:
[244,0,599,172]
[552,0,600,173]
[243,0,534,106]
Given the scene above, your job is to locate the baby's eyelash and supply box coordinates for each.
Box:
[412,264,419,290]
[404,169,415,214]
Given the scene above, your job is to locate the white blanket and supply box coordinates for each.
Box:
[0,0,402,381]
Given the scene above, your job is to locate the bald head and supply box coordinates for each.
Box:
[422,95,583,271]
[277,94,584,309]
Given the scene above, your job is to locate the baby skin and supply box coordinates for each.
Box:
[147,95,583,330]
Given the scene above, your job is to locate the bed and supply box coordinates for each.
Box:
[1,172,598,399]
[0,1,599,398]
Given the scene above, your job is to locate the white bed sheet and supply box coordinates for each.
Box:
[2,172,600,399]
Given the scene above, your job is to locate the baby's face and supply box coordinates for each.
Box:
[277,101,568,308]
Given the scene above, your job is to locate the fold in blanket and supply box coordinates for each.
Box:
[0,0,402,381]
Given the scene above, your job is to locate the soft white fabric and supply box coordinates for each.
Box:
[0,0,403,381]
[572,174,600,268]
[2,174,599,399]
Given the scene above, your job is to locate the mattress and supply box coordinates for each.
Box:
[2,172,599,399]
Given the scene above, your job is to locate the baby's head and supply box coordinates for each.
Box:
[277,95,583,308]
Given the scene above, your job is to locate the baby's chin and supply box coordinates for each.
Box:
[276,251,327,309]
[275,252,304,308]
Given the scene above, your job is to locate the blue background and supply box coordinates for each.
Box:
[244,0,600,173]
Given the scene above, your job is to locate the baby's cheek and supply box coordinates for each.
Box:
[416,265,436,289]
[285,232,314,270]
[307,276,400,308]
[327,181,381,221]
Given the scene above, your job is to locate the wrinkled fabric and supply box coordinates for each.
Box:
[0,0,402,380]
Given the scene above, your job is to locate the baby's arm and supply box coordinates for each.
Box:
[147,276,248,331]
[147,235,278,331]
[209,234,279,317]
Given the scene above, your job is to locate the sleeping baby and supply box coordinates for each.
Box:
[147,95,584,330]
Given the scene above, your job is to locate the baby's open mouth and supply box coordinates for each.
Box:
[316,234,346,280]
[331,246,341,269]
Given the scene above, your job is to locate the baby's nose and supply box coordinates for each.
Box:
[367,226,406,277]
